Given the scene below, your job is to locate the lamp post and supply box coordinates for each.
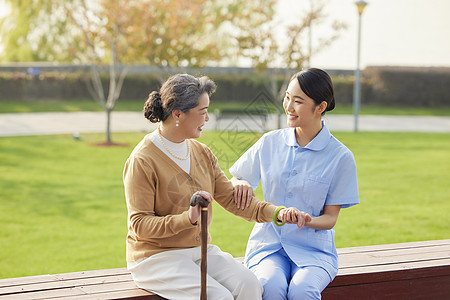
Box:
[353,0,367,132]
[306,0,314,69]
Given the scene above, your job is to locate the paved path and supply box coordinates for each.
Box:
[0,112,449,137]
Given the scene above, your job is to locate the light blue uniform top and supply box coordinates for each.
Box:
[229,121,359,277]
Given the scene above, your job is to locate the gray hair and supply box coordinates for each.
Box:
[144,74,216,123]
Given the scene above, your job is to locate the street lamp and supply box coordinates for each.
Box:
[353,0,367,132]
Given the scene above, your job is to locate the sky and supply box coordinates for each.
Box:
[1,0,449,70]
[276,0,450,69]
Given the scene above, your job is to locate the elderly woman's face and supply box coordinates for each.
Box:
[179,92,210,139]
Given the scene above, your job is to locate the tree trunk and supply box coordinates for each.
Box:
[270,76,282,129]
[106,108,112,143]
[276,107,281,129]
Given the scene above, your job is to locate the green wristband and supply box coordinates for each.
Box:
[273,206,286,227]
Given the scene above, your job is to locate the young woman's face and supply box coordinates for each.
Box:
[283,79,321,128]
[179,92,210,139]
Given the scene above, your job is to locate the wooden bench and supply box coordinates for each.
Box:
[214,108,269,131]
[322,239,450,299]
[1,240,449,299]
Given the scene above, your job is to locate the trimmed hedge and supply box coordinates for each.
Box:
[0,67,449,107]
[0,72,286,103]
[363,67,450,107]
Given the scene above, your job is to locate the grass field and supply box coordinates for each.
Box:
[1,99,450,116]
[0,130,449,279]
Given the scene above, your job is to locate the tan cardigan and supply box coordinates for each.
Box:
[123,135,277,262]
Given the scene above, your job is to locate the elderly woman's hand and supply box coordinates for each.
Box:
[278,207,312,228]
[188,191,213,225]
[231,177,255,210]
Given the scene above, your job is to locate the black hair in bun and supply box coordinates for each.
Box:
[326,97,335,111]
[291,68,336,115]
[143,91,165,123]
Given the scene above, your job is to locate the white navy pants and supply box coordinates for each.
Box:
[127,244,263,300]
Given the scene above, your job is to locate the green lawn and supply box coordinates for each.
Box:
[0,100,264,114]
[0,131,449,279]
[1,99,450,116]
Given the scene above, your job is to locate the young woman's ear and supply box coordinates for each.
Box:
[317,101,328,114]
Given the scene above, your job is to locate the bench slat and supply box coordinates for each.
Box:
[336,239,450,254]
[339,257,450,275]
[0,269,131,289]
[53,268,131,281]
[338,244,450,270]
[0,280,149,299]
[55,289,162,299]
[1,285,86,300]
[0,274,56,288]
[0,273,132,295]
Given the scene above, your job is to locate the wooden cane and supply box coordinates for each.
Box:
[190,195,210,300]
[200,206,208,300]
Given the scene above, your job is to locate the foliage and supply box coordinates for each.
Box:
[0,0,281,142]
[0,131,449,279]
[237,0,347,70]
[0,0,276,66]
[0,0,350,135]
[0,0,76,62]
[364,66,450,107]
[232,0,349,128]
[3,67,450,107]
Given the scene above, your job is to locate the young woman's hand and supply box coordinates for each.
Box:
[188,191,213,225]
[278,207,312,228]
[231,177,255,210]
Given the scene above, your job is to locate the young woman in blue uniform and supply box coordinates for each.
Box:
[230,68,359,299]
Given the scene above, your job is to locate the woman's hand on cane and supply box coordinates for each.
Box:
[188,191,213,225]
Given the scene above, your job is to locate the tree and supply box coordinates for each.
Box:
[65,0,243,143]
[234,0,347,128]
[0,0,280,143]
[0,0,345,134]
[0,0,79,62]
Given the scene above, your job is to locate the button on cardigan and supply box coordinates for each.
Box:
[123,135,277,262]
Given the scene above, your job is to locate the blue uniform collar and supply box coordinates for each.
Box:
[285,120,331,151]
